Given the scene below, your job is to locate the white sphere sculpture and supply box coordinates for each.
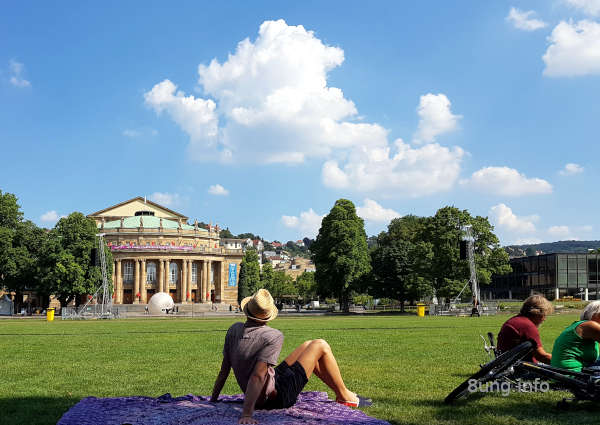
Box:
[147,292,175,315]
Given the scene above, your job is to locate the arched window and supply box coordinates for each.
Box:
[170,262,179,284]
[146,262,156,283]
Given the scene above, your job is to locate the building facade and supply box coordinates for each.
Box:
[88,197,244,306]
[490,253,600,301]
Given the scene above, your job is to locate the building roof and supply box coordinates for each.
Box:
[101,216,200,230]
[88,196,188,220]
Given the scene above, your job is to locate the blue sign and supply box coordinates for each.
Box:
[228,263,237,287]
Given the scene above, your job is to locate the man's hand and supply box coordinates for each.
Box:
[238,415,258,424]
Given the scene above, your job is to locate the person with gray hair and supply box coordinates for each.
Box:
[552,300,600,372]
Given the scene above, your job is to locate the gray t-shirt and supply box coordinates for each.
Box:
[223,321,284,404]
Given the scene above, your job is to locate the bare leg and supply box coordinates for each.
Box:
[291,339,357,403]
[283,340,338,390]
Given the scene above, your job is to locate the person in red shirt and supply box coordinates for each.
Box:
[497,294,554,364]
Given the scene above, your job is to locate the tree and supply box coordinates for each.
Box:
[0,191,46,311]
[38,212,113,308]
[311,199,371,312]
[260,261,274,293]
[296,272,317,301]
[423,206,511,300]
[219,228,235,239]
[270,270,297,302]
[238,249,260,303]
[302,237,313,249]
[237,233,257,240]
[370,240,433,311]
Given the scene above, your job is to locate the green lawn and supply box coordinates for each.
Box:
[2,313,599,425]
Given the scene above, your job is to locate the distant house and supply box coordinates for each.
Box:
[263,251,277,259]
[271,241,282,248]
[252,239,264,251]
[296,240,304,247]
[221,238,245,250]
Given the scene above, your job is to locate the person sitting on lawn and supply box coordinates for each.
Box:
[497,294,553,364]
[552,300,600,372]
[210,288,371,425]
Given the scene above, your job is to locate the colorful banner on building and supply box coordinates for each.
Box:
[228,263,237,287]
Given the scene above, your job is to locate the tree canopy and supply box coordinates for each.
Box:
[238,249,260,303]
[38,212,112,307]
[311,199,371,311]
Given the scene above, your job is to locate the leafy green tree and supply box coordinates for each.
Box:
[219,228,235,239]
[270,270,297,301]
[238,249,260,303]
[237,233,258,240]
[296,271,317,301]
[0,191,46,311]
[423,206,511,299]
[370,239,433,311]
[311,199,371,312]
[260,261,274,292]
[38,212,112,308]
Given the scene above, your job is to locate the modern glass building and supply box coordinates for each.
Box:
[490,253,600,301]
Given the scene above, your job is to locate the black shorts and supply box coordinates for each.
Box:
[263,361,308,409]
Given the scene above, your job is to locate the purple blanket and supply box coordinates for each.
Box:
[57,391,390,425]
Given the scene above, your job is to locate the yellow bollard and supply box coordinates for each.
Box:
[416,303,426,317]
[46,307,55,321]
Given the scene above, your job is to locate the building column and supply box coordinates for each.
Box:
[165,259,170,295]
[181,260,187,303]
[158,259,164,293]
[141,259,147,303]
[134,259,140,304]
[218,261,225,303]
[555,287,560,300]
[116,260,122,304]
[111,261,116,303]
[585,287,589,301]
[187,260,192,303]
[208,260,213,302]
[202,260,208,302]
[508,290,512,300]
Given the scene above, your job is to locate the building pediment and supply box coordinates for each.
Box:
[88,197,188,222]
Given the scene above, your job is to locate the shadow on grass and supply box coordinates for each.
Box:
[0,396,77,425]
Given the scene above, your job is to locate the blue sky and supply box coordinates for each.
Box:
[1,0,599,244]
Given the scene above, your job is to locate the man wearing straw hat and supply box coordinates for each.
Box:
[210,288,371,424]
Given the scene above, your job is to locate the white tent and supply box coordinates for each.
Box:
[0,295,13,315]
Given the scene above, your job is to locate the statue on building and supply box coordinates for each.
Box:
[159,218,163,228]
[101,217,105,230]
[120,217,124,228]
[139,216,144,228]
[194,219,198,230]
[178,218,182,229]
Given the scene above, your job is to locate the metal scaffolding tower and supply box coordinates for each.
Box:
[66,233,115,319]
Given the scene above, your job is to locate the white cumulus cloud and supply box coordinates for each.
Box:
[506,7,547,31]
[281,208,324,238]
[543,20,600,77]
[462,166,552,196]
[8,59,30,88]
[40,210,65,223]
[560,163,584,175]
[144,20,466,198]
[149,192,185,208]
[413,93,461,144]
[356,199,401,223]
[547,224,593,240]
[489,204,538,234]
[322,139,464,198]
[564,0,600,16]
[208,184,229,196]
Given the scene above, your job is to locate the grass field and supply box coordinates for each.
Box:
[2,313,600,425]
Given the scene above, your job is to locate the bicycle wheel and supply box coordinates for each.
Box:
[444,340,533,404]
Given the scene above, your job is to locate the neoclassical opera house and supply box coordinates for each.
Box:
[87,197,243,307]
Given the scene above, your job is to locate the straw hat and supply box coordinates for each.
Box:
[241,289,278,323]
